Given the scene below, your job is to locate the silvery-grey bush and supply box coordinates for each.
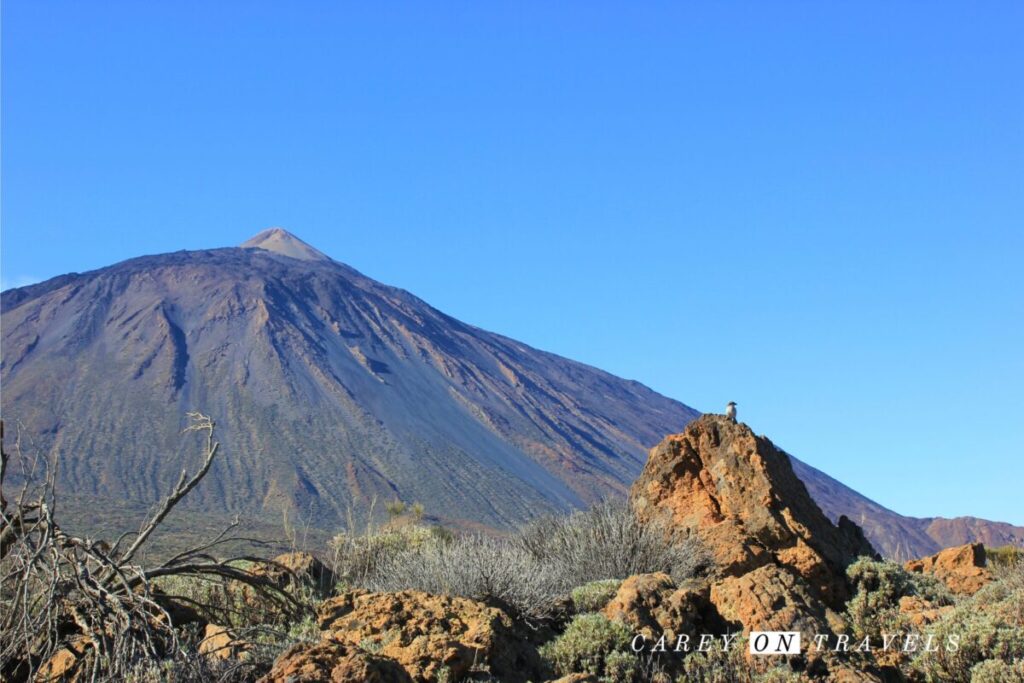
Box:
[362,500,707,618]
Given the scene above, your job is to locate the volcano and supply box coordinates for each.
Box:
[2,229,1020,555]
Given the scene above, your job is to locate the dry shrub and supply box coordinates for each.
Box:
[356,500,707,619]
[0,414,302,682]
[518,500,711,586]
[986,545,1023,571]
[329,521,449,590]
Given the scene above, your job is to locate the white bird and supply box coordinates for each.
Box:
[726,401,737,423]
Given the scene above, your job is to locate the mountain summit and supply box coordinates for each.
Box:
[240,227,332,262]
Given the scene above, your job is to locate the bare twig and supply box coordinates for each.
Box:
[0,412,303,682]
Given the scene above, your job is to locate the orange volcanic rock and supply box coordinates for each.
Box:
[897,596,954,628]
[35,638,90,683]
[259,641,411,683]
[252,551,337,599]
[262,588,542,683]
[904,543,993,595]
[198,623,251,661]
[317,590,541,682]
[630,415,877,613]
[601,573,711,643]
[709,564,833,636]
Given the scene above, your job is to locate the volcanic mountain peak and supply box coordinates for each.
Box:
[240,227,332,262]
[2,238,1020,556]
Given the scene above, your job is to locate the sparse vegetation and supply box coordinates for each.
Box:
[540,613,639,682]
[987,544,1023,570]
[0,414,310,682]
[969,658,1024,683]
[4,412,1022,682]
[519,500,711,586]
[356,500,708,618]
[384,499,407,520]
[908,561,1024,682]
[845,556,953,640]
[676,641,801,683]
[329,517,452,591]
[571,579,623,613]
[411,501,425,522]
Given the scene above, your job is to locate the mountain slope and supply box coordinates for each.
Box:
[2,229,1019,556]
[1,230,696,529]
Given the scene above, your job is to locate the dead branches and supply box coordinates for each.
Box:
[0,413,302,682]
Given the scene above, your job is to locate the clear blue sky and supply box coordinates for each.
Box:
[3,2,1022,524]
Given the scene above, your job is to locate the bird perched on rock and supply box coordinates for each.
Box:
[726,401,737,423]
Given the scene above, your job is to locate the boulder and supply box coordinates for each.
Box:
[198,623,250,661]
[897,596,953,628]
[263,588,542,683]
[317,589,542,682]
[630,415,877,611]
[904,543,993,595]
[252,551,337,599]
[259,641,411,682]
[709,564,832,637]
[601,573,712,643]
[35,638,90,683]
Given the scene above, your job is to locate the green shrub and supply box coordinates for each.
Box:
[970,658,1024,683]
[909,573,1024,682]
[540,613,639,682]
[330,523,449,589]
[571,579,622,613]
[986,545,1023,570]
[676,641,800,683]
[603,649,643,682]
[845,557,953,641]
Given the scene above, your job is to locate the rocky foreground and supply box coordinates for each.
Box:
[29,416,1015,682]
[241,416,1014,682]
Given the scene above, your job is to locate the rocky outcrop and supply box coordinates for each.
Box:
[601,573,716,644]
[261,589,542,683]
[631,414,877,618]
[897,596,953,628]
[198,623,250,661]
[904,543,993,595]
[259,641,412,683]
[709,564,836,635]
[251,551,337,599]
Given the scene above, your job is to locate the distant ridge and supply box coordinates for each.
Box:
[2,229,1020,557]
[789,458,1024,560]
